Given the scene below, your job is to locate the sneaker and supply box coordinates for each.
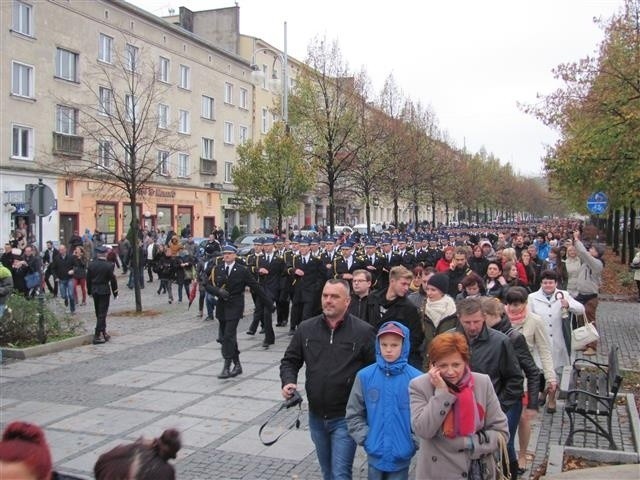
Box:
[64,298,68,307]
[168,300,172,304]
[103,332,111,342]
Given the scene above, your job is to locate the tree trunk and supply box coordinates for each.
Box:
[445,201,450,226]
[129,189,142,313]
[365,197,371,235]
[621,204,628,264]
[393,195,399,228]
[630,203,637,259]
[613,209,620,255]
[606,210,614,245]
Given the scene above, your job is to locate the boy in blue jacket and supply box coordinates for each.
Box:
[346,321,422,479]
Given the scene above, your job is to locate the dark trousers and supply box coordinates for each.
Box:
[220,318,240,359]
[251,298,274,344]
[93,294,110,334]
[147,263,154,281]
[290,300,315,331]
[45,266,57,296]
[276,297,290,325]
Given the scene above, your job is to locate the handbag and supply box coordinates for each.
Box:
[571,315,599,350]
[25,271,41,289]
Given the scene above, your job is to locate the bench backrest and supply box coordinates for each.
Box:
[607,345,622,395]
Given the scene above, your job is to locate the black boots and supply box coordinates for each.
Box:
[92,333,105,344]
[218,359,232,379]
[230,356,242,377]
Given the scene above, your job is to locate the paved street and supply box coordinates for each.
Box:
[0,273,638,479]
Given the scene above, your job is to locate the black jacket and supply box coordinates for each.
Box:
[87,258,118,296]
[280,313,376,419]
[348,293,369,323]
[491,317,540,410]
[457,323,524,411]
[366,289,424,371]
[50,253,75,281]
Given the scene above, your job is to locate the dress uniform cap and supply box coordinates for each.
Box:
[340,240,354,249]
[364,237,376,247]
[262,237,275,245]
[381,236,391,245]
[299,237,312,246]
[222,244,238,253]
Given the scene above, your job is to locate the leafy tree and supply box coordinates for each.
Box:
[45,41,186,312]
[288,38,362,234]
[233,122,314,233]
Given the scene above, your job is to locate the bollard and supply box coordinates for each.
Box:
[37,291,47,344]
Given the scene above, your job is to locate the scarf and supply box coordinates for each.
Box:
[425,295,457,328]
[442,367,485,438]
[505,304,528,325]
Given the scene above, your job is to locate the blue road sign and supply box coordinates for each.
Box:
[587,191,608,215]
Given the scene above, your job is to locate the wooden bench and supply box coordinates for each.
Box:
[564,345,623,450]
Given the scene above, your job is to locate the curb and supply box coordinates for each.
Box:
[1,334,94,360]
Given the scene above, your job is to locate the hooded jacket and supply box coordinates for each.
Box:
[345,321,422,472]
[574,239,603,295]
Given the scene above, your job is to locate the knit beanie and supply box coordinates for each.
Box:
[427,273,449,295]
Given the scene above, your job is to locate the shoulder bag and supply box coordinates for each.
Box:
[571,314,599,350]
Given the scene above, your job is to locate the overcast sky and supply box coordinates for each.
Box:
[131,0,625,177]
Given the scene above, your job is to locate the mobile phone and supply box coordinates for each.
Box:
[443,377,460,392]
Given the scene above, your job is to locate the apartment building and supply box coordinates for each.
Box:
[2,0,255,246]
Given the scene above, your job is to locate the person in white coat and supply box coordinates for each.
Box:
[632,248,640,302]
[528,269,584,412]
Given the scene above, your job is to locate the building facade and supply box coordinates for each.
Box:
[2,0,257,247]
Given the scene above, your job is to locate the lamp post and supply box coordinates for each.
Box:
[250,22,288,125]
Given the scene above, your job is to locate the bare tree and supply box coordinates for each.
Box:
[46,39,187,312]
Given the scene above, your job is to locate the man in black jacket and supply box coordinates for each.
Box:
[42,241,59,296]
[50,245,76,314]
[280,279,375,480]
[456,297,523,411]
[87,246,118,344]
[366,266,424,370]
[206,244,273,379]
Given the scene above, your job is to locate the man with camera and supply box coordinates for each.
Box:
[280,279,376,480]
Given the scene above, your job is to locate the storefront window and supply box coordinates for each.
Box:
[96,203,116,244]
[156,205,173,234]
[177,206,192,236]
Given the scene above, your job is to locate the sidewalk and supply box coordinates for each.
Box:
[1,277,638,479]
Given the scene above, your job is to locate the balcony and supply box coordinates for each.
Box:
[200,157,217,175]
[52,132,83,157]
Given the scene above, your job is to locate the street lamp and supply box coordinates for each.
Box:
[250,22,288,125]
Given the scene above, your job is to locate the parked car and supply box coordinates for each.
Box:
[234,234,264,256]
[352,223,383,234]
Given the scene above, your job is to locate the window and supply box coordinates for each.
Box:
[98,140,112,168]
[56,105,78,135]
[201,95,215,120]
[125,43,138,72]
[239,126,248,144]
[56,48,78,82]
[261,108,269,134]
[11,124,33,160]
[178,110,190,134]
[64,180,73,197]
[12,1,33,36]
[125,94,137,122]
[179,64,190,89]
[158,56,169,82]
[11,61,34,98]
[157,150,169,175]
[98,87,112,116]
[224,161,233,183]
[158,103,169,129]
[224,82,233,104]
[224,122,234,144]
[98,34,113,63]
[239,88,248,109]
[202,137,214,160]
[178,153,189,177]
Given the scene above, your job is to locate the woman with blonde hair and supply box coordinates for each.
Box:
[410,332,508,480]
[564,244,581,297]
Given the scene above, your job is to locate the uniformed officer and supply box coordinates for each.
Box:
[251,237,284,348]
[396,235,418,271]
[332,240,365,285]
[87,245,118,344]
[288,237,325,334]
[363,237,385,289]
[206,244,273,379]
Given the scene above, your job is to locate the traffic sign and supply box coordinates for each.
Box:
[587,191,608,215]
[26,183,57,217]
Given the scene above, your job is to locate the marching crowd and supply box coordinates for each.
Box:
[0,219,627,480]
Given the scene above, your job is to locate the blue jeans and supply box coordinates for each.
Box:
[368,465,409,480]
[308,412,357,480]
[59,279,75,313]
[505,401,523,463]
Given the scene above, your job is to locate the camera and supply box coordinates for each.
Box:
[283,389,303,409]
